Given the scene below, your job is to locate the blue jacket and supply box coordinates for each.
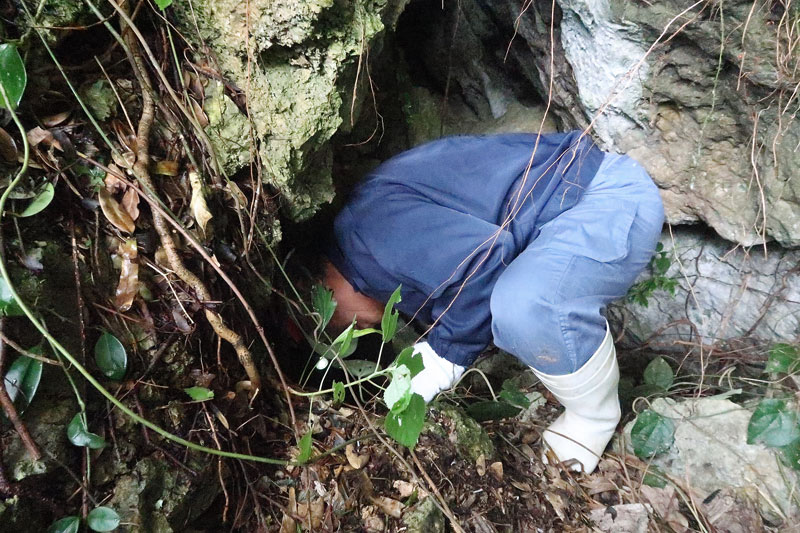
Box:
[327,132,604,366]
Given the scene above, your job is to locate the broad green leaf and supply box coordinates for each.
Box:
[631,410,675,458]
[0,44,26,110]
[66,413,106,449]
[499,379,531,408]
[332,381,345,406]
[381,286,402,343]
[155,0,173,9]
[334,359,375,378]
[466,400,521,422]
[331,322,356,359]
[19,182,54,217]
[312,284,337,332]
[779,439,800,471]
[384,365,411,413]
[642,469,668,488]
[0,276,24,316]
[47,516,80,533]
[297,430,313,464]
[384,393,425,448]
[184,386,214,401]
[765,344,800,374]
[94,332,127,380]
[394,346,423,378]
[643,357,674,390]
[87,507,120,532]
[747,399,800,447]
[4,351,43,413]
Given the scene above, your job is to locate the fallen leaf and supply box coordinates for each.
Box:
[41,110,71,127]
[488,461,503,482]
[189,97,209,127]
[345,443,369,470]
[99,188,135,233]
[121,187,139,221]
[114,239,139,312]
[26,127,60,150]
[189,169,213,235]
[104,163,126,193]
[510,480,532,492]
[369,495,403,518]
[112,149,136,169]
[0,126,17,162]
[544,491,567,521]
[279,487,297,533]
[476,453,486,477]
[112,120,137,153]
[393,480,416,499]
[295,498,324,529]
[640,485,688,533]
[171,307,193,334]
[701,488,764,533]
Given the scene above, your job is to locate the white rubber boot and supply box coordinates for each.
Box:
[531,323,620,473]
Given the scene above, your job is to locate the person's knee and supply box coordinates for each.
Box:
[490,273,558,359]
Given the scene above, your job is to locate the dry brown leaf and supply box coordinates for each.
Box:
[152,160,179,176]
[26,127,60,150]
[393,480,416,499]
[189,169,213,235]
[112,149,136,169]
[112,120,137,153]
[114,239,139,312]
[582,476,618,496]
[345,443,369,470]
[488,461,503,482]
[544,491,567,521]
[99,188,135,233]
[639,485,688,533]
[369,495,403,518]
[42,110,71,127]
[701,488,764,533]
[295,498,324,530]
[476,453,486,477]
[469,512,499,533]
[190,97,209,127]
[279,487,297,533]
[0,126,17,162]
[104,163,127,193]
[225,181,247,209]
[121,187,140,221]
[510,480,532,492]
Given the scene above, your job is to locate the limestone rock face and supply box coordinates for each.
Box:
[173,0,404,219]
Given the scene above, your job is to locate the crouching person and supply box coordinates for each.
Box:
[322,132,664,473]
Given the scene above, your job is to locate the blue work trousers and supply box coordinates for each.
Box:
[490,153,664,374]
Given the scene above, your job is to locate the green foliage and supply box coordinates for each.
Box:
[94,332,127,381]
[384,393,425,448]
[155,0,173,9]
[297,430,313,464]
[312,284,336,332]
[80,80,116,121]
[184,386,214,401]
[466,400,521,422]
[334,359,375,378]
[779,439,800,471]
[4,351,43,413]
[19,182,54,217]
[332,381,345,406]
[747,399,800,448]
[628,243,678,307]
[331,321,356,359]
[66,413,106,449]
[631,409,675,458]
[0,43,26,110]
[384,364,412,414]
[765,343,800,374]
[381,286,402,343]
[0,276,24,316]
[643,357,674,391]
[86,507,120,532]
[499,380,531,409]
[394,347,423,378]
[47,516,80,533]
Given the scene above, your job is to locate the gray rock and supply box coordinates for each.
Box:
[402,496,444,533]
[588,503,651,533]
[620,397,799,521]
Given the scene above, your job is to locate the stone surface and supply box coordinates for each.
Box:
[402,496,444,533]
[611,227,800,347]
[620,397,799,521]
[588,503,651,533]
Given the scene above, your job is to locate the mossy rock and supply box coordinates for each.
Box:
[436,405,494,462]
[402,496,444,533]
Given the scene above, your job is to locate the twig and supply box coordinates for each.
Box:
[0,332,61,366]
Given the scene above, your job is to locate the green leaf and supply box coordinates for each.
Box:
[631,410,675,458]
[394,346,423,378]
[19,182,54,217]
[297,430,313,464]
[747,399,800,447]
[499,380,531,408]
[334,359,375,378]
[381,286,402,343]
[331,322,356,359]
[0,276,24,316]
[466,400,521,422]
[47,516,80,533]
[87,507,120,532]
[0,43,26,110]
[332,381,345,406]
[312,284,337,332]
[94,332,127,381]
[384,393,425,448]
[155,0,173,9]
[184,386,214,401]
[642,469,668,488]
[4,351,43,413]
[779,439,800,471]
[643,357,674,390]
[66,413,106,449]
[384,365,411,413]
[765,344,800,374]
